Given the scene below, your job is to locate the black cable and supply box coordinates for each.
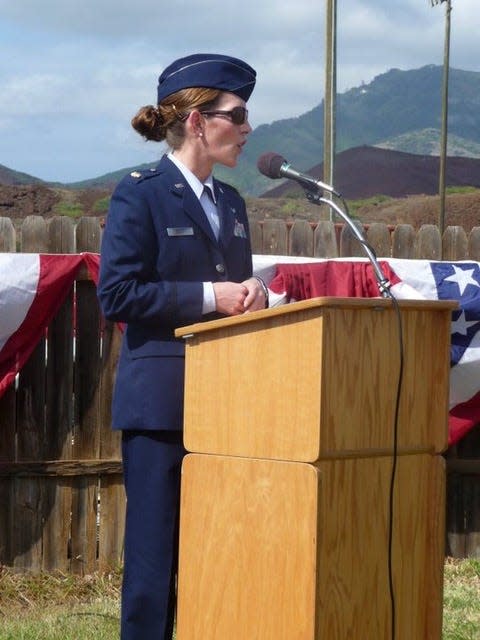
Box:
[383,287,405,640]
[340,196,405,639]
[308,189,406,638]
[333,207,405,637]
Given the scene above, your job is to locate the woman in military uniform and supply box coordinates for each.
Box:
[97,53,266,640]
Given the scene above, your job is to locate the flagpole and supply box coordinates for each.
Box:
[431,0,452,241]
[324,0,337,221]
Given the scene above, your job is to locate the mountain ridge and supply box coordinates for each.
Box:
[261,145,480,200]
[2,65,480,197]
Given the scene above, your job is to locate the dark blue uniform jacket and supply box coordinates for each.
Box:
[97,154,253,431]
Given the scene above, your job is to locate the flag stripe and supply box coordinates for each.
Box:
[0,254,85,397]
[0,254,40,352]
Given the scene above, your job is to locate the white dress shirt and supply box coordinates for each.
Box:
[168,153,218,314]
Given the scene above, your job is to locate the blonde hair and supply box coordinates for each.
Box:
[131,87,221,149]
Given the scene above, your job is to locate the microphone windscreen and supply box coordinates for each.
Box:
[257,152,286,179]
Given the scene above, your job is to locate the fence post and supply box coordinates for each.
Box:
[415,224,442,260]
[250,220,263,254]
[468,227,480,261]
[68,217,102,573]
[365,223,391,258]
[289,220,314,257]
[446,429,480,558]
[261,219,288,255]
[339,220,365,257]
[41,217,76,571]
[21,216,48,252]
[443,226,468,260]
[0,218,15,251]
[0,219,18,568]
[6,217,50,571]
[75,217,125,571]
[391,224,416,259]
[314,221,338,258]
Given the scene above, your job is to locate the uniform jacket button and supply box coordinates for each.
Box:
[215,263,225,274]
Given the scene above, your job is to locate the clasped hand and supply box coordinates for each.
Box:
[213,277,267,316]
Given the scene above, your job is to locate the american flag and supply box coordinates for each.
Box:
[258,255,480,446]
[391,258,480,445]
[0,253,97,397]
[0,253,479,446]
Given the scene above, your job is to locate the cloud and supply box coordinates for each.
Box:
[0,0,477,181]
[0,0,322,41]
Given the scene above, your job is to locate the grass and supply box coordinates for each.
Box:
[443,558,480,640]
[445,186,480,195]
[0,567,122,640]
[346,193,394,216]
[0,558,478,639]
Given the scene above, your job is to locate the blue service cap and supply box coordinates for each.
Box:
[157,53,256,104]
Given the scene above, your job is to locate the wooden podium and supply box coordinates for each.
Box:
[175,297,455,639]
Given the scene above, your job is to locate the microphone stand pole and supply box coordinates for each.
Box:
[306,190,392,298]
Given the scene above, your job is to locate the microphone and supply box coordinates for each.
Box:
[257,152,392,297]
[257,152,341,197]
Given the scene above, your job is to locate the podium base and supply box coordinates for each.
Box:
[177,452,444,639]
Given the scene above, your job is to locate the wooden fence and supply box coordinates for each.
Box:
[0,214,479,573]
[0,216,124,574]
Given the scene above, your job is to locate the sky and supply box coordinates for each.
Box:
[0,0,478,183]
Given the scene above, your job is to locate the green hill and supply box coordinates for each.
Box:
[215,65,480,195]
[2,65,480,196]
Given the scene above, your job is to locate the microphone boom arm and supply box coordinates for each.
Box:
[307,191,392,298]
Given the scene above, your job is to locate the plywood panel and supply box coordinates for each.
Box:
[316,454,445,639]
[319,304,451,455]
[177,454,319,639]
[183,309,323,461]
[177,452,445,640]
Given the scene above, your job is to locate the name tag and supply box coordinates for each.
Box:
[167,227,194,237]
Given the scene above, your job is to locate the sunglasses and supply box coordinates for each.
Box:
[200,106,249,125]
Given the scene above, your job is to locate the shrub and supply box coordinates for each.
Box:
[93,196,111,213]
[53,202,84,218]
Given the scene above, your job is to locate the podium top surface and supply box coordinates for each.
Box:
[175,296,458,339]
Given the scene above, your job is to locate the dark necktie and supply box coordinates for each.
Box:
[201,185,220,239]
